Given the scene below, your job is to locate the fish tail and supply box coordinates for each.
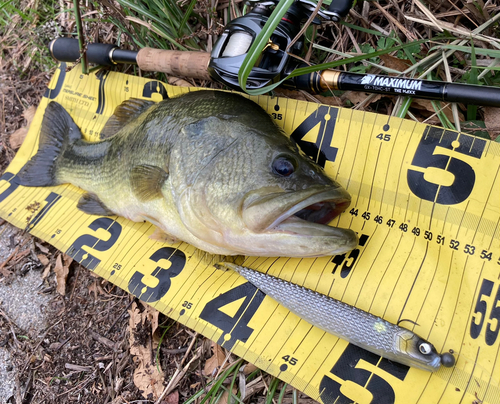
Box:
[18,102,82,186]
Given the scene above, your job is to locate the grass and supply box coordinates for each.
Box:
[0,0,62,73]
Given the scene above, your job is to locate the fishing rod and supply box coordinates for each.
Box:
[48,0,500,107]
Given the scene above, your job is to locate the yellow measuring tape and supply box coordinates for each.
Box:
[1,64,499,404]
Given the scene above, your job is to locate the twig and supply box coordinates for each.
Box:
[0,308,21,348]
[20,318,63,375]
[106,298,135,335]
[72,0,88,74]
[0,246,19,272]
[154,332,199,404]
[69,263,81,301]
[441,50,461,132]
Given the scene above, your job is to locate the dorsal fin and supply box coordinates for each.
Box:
[100,98,155,139]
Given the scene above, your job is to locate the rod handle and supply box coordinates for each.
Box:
[136,48,212,81]
[49,38,118,66]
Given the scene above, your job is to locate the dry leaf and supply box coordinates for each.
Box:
[163,389,179,404]
[343,91,382,106]
[88,280,106,297]
[218,386,238,404]
[143,304,160,338]
[9,105,36,149]
[410,99,454,122]
[379,54,412,72]
[37,254,49,266]
[203,341,227,377]
[273,88,308,102]
[241,363,258,375]
[63,254,73,268]
[484,106,500,140]
[128,302,165,400]
[42,264,51,280]
[9,127,28,149]
[54,254,69,295]
[313,94,343,107]
[35,241,49,254]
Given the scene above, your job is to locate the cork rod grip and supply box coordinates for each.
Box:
[137,48,212,80]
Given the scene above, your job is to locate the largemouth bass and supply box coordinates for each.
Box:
[19,90,357,257]
[218,262,456,371]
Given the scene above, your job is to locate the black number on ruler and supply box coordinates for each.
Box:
[471,279,500,346]
[281,355,298,365]
[25,192,61,231]
[376,133,391,141]
[0,172,21,204]
[43,63,66,99]
[480,250,492,261]
[319,344,409,404]
[290,106,338,168]
[128,247,185,303]
[464,244,475,255]
[407,126,486,205]
[95,70,110,114]
[65,217,122,271]
[199,282,265,350]
[332,234,369,278]
[142,81,168,99]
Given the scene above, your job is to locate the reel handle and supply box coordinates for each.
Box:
[326,0,354,20]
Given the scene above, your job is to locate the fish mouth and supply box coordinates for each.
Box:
[242,186,357,247]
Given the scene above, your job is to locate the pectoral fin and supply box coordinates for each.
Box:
[77,193,115,216]
[130,165,168,202]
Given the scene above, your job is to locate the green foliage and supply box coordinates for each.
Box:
[0,0,61,73]
[103,0,204,51]
[349,43,376,74]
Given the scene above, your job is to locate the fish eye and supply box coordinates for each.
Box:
[419,343,432,355]
[272,155,296,177]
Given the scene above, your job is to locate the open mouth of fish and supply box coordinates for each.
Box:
[242,187,354,237]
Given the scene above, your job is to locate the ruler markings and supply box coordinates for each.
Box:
[340,225,379,302]
[354,227,390,308]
